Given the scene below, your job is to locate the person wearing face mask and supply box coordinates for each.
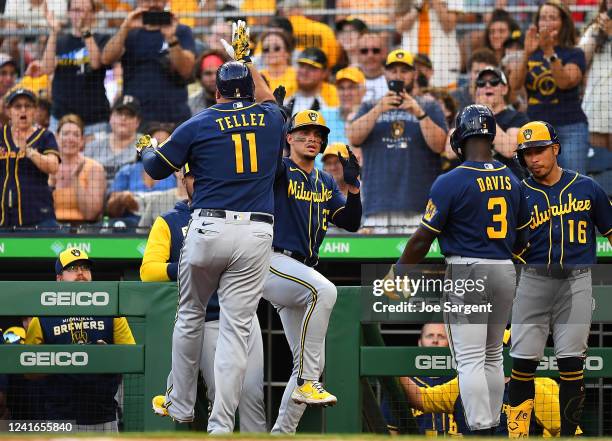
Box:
[348,49,447,234]
[26,247,135,432]
[41,0,111,137]
[51,114,106,223]
[509,0,589,174]
[0,88,60,229]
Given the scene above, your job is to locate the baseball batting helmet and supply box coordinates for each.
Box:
[515,121,560,167]
[286,110,330,150]
[450,104,496,160]
[216,61,254,100]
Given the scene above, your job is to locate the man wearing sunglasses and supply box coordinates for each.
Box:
[25,247,135,432]
[357,32,388,103]
[473,66,529,179]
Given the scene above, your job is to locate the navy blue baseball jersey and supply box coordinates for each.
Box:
[521,170,612,265]
[144,100,284,214]
[161,201,220,321]
[273,158,347,260]
[420,161,531,259]
[0,126,59,226]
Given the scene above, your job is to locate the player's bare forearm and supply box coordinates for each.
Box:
[399,376,424,411]
[247,63,275,103]
[398,226,437,265]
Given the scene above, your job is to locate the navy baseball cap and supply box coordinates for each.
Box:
[112,94,141,116]
[55,247,93,275]
[5,88,37,106]
[476,66,508,85]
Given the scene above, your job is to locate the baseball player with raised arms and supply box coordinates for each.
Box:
[141,21,284,433]
[506,121,612,437]
[385,105,531,434]
[263,110,361,433]
[142,165,265,432]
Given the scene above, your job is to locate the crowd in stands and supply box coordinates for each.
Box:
[0,0,609,233]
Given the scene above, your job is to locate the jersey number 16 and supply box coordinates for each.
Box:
[487,197,508,239]
[232,132,258,174]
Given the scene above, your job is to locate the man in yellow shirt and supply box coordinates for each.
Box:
[279,0,340,67]
[285,48,339,115]
[26,247,136,432]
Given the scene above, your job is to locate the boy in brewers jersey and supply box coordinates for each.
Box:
[26,247,136,432]
[145,165,266,432]
[506,121,612,437]
[263,110,361,433]
[385,105,531,434]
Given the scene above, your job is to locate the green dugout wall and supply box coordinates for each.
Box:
[1,282,612,432]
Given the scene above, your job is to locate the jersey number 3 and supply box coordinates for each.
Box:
[487,197,508,239]
[232,132,258,174]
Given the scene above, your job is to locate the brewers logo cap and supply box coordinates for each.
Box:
[385,49,415,68]
[55,247,94,275]
[335,67,366,85]
[517,121,559,150]
[5,88,37,105]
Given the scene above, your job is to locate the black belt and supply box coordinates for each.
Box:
[273,246,319,267]
[523,266,590,279]
[197,209,273,225]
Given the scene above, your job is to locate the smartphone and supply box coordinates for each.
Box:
[388,80,405,94]
[142,11,173,26]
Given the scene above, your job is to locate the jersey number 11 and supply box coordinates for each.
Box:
[232,132,258,174]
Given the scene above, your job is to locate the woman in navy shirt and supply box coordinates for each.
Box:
[509,0,589,174]
[0,89,60,229]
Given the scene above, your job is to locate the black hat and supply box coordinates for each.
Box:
[5,88,36,106]
[112,95,141,116]
[414,53,433,69]
[297,47,328,70]
[476,66,508,85]
[335,16,368,33]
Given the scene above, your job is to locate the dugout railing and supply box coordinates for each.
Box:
[324,286,612,435]
[1,283,612,433]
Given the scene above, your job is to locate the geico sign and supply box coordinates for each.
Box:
[415,355,604,371]
[538,356,603,371]
[40,291,110,306]
[415,355,456,370]
[20,352,88,366]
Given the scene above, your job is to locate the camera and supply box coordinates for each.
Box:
[142,11,173,26]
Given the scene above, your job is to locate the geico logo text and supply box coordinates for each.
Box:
[40,292,110,306]
[20,352,88,366]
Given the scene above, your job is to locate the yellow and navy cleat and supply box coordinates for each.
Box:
[291,380,337,407]
[152,395,169,417]
[506,398,534,438]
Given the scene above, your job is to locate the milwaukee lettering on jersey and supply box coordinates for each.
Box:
[529,193,592,230]
[287,180,333,203]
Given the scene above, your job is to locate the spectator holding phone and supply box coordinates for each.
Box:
[101,0,196,125]
[347,50,447,234]
[509,0,589,174]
